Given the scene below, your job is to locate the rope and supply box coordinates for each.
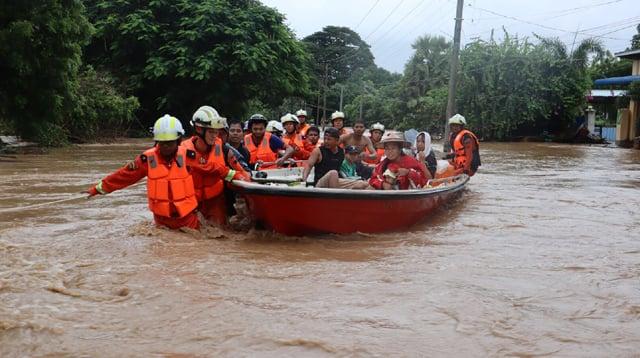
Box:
[0,182,145,215]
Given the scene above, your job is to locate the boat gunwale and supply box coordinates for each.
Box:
[231,174,469,200]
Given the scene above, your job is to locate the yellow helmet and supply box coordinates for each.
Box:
[448,114,467,126]
[191,105,225,129]
[153,114,185,141]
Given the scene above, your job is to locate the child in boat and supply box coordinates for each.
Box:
[339,145,362,180]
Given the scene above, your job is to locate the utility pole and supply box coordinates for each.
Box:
[359,83,365,120]
[322,63,328,126]
[444,0,464,152]
[339,85,344,112]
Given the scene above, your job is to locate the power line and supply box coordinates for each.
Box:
[364,0,408,40]
[354,0,382,30]
[369,0,430,45]
[468,4,629,41]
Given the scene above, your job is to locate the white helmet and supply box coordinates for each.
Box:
[191,105,225,129]
[370,122,385,132]
[331,111,345,121]
[448,114,466,126]
[280,113,299,124]
[266,120,284,133]
[296,109,307,117]
[153,114,185,141]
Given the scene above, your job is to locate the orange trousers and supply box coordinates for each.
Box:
[153,211,200,230]
[198,194,227,227]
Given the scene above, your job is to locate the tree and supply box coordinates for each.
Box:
[0,0,92,144]
[303,26,374,86]
[84,0,311,123]
[401,35,450,100]
[631,24,640,50]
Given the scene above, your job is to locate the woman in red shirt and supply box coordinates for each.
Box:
[369,131,431,190]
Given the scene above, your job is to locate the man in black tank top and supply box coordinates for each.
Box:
[303,127,370,189]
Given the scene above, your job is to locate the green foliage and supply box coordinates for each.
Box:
[0,0,92,145]
[631,24,640,50]
[84,0,311,123]
[456,33,603,139]
[401,35,450,100]
[303,26,375,86]
[69,67,140,141]
[628,81,640,101]
[589,52,633,80]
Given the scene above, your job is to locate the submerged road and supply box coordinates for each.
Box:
[1,141,639,356]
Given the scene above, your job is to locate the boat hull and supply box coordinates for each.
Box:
[232,175,469,236]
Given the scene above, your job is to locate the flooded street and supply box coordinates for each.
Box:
[1,141,640,356]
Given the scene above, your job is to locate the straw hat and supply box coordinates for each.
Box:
[380,130,406,144]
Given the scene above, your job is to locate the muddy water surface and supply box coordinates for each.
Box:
[1,141,640,356]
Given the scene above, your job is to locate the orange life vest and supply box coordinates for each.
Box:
[144,146,198,218]
[364,145,385,165]
[283,132,305,150]
[452,129,479,170]
[298,123,310,137]
[181,137,226,200]
[244,132,277,164]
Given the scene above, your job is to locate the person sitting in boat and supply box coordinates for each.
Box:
[340,145,363,180]
[303,126,321,153]
[330,111,350,136]
[180,106,250,226]
[364,122,386,165]
[281,113,311,160]
[369,131,431,190]
[86,115,245,230]
[295,109,311,137]
[414,131,437,178]
[339,119,377,161]
[447,114,480,177]
[302,127,369,189]
[244,114,294,170]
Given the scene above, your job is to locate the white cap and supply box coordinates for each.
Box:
[266,120,284,133]
[296,109,307,117]
[280,113,299,124]
[448,114,466,126]
[370,122,385,132]
[331,111,345,121]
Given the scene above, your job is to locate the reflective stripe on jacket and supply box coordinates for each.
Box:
[144,146,198,218]
[244,132,277,164]
[181,137,226,200]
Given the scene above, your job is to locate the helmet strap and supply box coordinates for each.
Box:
[195,126,212,152]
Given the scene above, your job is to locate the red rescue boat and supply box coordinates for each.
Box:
[231,174,469,236]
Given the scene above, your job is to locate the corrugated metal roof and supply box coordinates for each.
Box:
[615,48,640,59]
[593,75,640,86]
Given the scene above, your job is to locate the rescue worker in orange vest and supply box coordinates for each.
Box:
[296,109,311,137]
[244,114,294,170]
[364,122,386,165]
[303,126,321,153]
[85,115,240,230]
[447,114,481,177]
[331,111,350,136]
[281,113,311,160]
[181,106,249,226]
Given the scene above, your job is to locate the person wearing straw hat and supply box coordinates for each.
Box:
[368,131,431,190]
[86,115,243,230]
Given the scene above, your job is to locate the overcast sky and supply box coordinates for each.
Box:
[261,0,639,73]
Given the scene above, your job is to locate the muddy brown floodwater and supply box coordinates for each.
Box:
[1,140,640,357]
